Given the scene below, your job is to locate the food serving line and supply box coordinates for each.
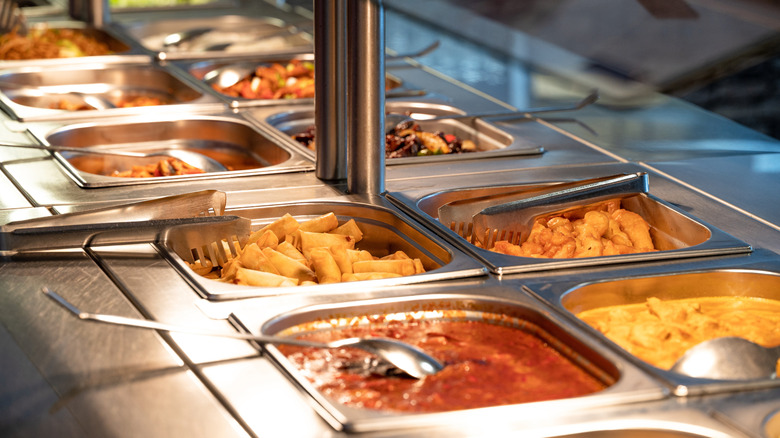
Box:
[0,1,779,437]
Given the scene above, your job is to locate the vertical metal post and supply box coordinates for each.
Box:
[68,0,110,28]
[347,0,385,195]
[314,0,348,181]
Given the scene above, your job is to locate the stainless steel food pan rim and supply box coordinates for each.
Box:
[163,198,488,301]
[0,62,226,122]
[253,99,546,165]
[518,261,780,397]
[116,14,313,61]
[180,54,416,108]
[240,291,667,433]
[387,186,752,275]
[21,113,314,188]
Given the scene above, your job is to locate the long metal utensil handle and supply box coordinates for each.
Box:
[1,190,226,231]
[1,215,240,256]
[0,141,150,158]
[42,288,329,349]
[479,172,648,217]
[426,90,598,122]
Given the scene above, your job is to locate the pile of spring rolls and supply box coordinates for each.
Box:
[188,212,426,287]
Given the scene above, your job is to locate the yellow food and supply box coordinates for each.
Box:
[577,296,780,370]
[188,212,426,287]
[490,199,656,258]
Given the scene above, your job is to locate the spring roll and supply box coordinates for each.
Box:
[262,247,317,283]
[239,243,280,274]
[342,272,402,282]
[299,212,339,233]
[234,267,298,287]
[276,241,308,266]
[248,213,299,244]
[329,218,363,243]
[329,245,352,274]
[309,247,342,284]
[352,259,416,277]
[300,231,355,258]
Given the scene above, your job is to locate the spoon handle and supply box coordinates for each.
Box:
[0,142,146,158]
[42,288,328,349]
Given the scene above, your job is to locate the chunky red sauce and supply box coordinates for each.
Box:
[278,318,607,413]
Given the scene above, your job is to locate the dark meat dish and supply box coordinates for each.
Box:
[292,119,477,159]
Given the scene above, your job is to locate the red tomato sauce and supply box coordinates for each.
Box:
[278,318,608,413]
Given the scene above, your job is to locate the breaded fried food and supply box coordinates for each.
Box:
[490,200,656,259]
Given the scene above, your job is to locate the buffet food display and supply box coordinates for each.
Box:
[0,3,778,438]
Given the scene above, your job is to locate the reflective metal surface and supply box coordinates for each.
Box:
[0,0,779,437]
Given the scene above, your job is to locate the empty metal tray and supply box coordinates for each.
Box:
[118,14,312,60]
[22,112,313,188]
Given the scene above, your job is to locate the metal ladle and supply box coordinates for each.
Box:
[1,141,228,173]
[43,288,444,380]
[670,337,780,380]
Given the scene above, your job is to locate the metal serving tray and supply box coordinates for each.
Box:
[178,54,413,108]
[22,112,313,188]
[516,252,780,397]
[249,100,545,164]
[388,177,752,274]
[234,290,665,433]
[162,198,487,300]
[0,62,223,121]
[118,15,312,60]
[0,21,148,68]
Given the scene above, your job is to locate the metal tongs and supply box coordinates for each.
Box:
[0,190,250,266]
[439,172,649,248]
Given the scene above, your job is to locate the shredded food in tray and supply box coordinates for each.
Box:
[577,296,780,372]
[110,157,205,178]
[292,121,478,158]
[488,199,656,258]
[278,316,608,412]
[187,212,426,287]
[0,27,113,60]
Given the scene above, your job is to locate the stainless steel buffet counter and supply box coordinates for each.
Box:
[1,1,779,438]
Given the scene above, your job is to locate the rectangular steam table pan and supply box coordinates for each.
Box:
[21,112,313,188]
[229,289,665,433]
[388,175,752,274]
[162,198,488,300]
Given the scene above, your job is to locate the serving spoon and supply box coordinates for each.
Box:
[385,89,598,133]
[0,141,227,173]
[42,288,444,379]
[670,337,780,380]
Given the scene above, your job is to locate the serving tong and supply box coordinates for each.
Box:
[0,190,251,269]
[438,172,649,249]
